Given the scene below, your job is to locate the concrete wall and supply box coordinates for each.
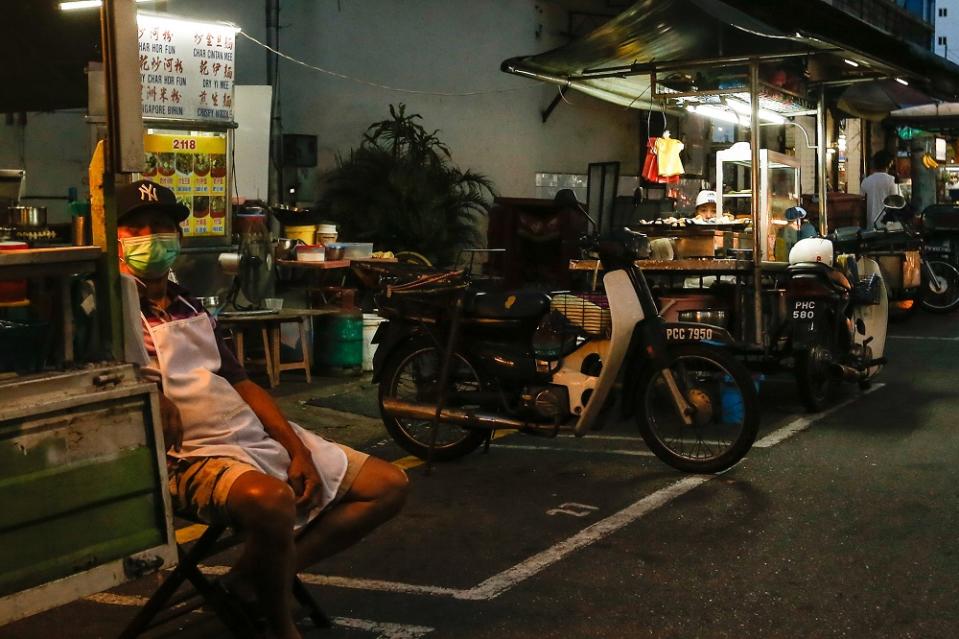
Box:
[169,0,637,202]
[273,0,637,201]
[935,0,959,61]
[0,111,91,223]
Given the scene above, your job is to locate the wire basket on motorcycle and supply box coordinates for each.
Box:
[548,292,612,337]
[372,267,469,321]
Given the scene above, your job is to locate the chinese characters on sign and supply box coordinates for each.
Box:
[137,15,236,122]
[143,133,228,238]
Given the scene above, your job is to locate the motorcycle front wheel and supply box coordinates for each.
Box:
[378,340,488,461]
[920,259,959,313]
[636,344,759,474]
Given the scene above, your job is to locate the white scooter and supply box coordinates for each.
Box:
[786,236,889,411]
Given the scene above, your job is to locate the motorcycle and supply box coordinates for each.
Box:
[785,234,889,412]
[917,203,959,314]
[370,191,760,474]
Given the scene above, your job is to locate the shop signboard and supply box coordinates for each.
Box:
[143,132,228,237]
[136,14,236,123]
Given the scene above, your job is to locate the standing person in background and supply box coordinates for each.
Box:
[861,150,900,229]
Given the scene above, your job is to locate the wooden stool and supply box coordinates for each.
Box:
[269,315,312,386]
[227,323,275,388]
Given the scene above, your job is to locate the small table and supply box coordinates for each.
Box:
[217,308,341,387]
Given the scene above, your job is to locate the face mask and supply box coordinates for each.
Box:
[120,233,180,279]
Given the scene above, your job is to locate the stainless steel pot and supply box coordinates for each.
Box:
[274,238,303,261]
[5,206,47,227]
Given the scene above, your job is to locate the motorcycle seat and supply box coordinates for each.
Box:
[787,262,852,292]
[465,291,550,319]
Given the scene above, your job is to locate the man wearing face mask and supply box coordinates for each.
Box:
[117,180,408,639]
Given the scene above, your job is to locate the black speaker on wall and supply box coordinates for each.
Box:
[281,134,318,167]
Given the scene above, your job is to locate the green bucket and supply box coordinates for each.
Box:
[313,311,363,373]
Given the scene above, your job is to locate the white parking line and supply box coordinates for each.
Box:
[84,593,434,638]
[332,616,434,639]
[495,443,656,457]
[458,475,709,600]
[753,384,884,448]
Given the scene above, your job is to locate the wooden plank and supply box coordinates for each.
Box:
[0,447,157,529]
[0,494,164,597]
[0,247,101,267]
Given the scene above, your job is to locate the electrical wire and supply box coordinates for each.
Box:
[236,30,535,97]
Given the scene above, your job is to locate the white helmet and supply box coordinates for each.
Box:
[789,237,834,267]
[695,190,717,207]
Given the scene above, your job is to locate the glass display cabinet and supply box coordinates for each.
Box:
[716,142,801,262]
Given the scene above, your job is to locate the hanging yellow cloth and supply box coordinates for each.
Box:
[654,137,685,177]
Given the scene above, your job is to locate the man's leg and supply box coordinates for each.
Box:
[226,470,301,639]
[295,457,408,569]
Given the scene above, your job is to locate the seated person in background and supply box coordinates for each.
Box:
[693,190,718,221]
[117,180,408,639]
[774,206,818,261]
[692,190,736,223]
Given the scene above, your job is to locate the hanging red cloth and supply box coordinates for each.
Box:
[642,137,681,185]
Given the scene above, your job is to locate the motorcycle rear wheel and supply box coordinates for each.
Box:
[920,259,959,314]
[378,340,488,461]
[636,344,759,474]
[795,345,839,412]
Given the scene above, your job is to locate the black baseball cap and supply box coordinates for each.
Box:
[117,180,190,224]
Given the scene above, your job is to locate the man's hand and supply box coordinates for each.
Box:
[158,392,183,452]
[287,450,323,510]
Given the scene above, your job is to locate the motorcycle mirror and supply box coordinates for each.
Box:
[883,194,907,210]
[554,189,598,231]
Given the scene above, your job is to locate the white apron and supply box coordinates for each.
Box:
[143,300,348,516]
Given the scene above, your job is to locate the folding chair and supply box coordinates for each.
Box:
[118,523,332,638]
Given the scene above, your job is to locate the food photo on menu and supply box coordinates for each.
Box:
[193,195,210,218]
[210,154,227,178]
[210,195,226,218]
[156,152,176,177]
[193,153,210,177]
[175,153,193,175]
[143,153,158,177]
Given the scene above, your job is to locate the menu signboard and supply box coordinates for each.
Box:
[137,14,236,123]
[143,132,228,237]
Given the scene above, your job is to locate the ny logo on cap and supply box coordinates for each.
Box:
[138,183,159,202]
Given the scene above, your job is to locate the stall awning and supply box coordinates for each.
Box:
[502,0,959,110]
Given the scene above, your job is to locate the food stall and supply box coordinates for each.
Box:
[0,0,178,625]
[502,0,959,357]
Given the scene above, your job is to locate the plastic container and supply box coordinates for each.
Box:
[720,374,764,424]
[296,244,326,262]
[316,223,338,246]
[362,313,386,371]
[325,242,373,260]
[313,311,363,374]
[284,224,317,245]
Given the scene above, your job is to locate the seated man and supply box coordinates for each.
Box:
[116,180,408,639]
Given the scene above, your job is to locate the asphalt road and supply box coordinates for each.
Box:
[4,312,959,639]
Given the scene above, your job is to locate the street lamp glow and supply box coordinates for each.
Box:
[725,99,787,124]
[60,0,158,11]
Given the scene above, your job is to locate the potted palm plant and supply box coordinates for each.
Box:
[318,104,495,267]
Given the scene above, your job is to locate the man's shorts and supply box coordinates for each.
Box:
[167,444,370,526]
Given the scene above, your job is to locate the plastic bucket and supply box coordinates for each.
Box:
[313,311,363,374]
[362,314,386,372]
[284,224,317,245]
